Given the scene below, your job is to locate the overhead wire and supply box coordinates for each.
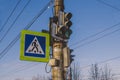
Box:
[70,0,120,47]
[0,0,53,78]
[0,62,40,78]
[70,55,120,79]
[69,0,120,65]
[96,0,120,12]
[71,27,120,69]
[0,0,53,59]
[71,0,120,69]
[0,0,22,33]
[1,0,118,61]
[70,0,120,52]
[4,0,120,74]
[80,56,120,69]
[12,0,120,61]
[0,0,31,42]
[71,26,120,69]
[70,22,120,46]
[1,0,120,78]
[73,27,120,49]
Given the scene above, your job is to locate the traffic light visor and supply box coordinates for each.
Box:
[65,13,72,20]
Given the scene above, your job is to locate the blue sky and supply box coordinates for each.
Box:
[0,0,120,80]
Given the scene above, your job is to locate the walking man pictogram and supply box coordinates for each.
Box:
[29,39,39,53]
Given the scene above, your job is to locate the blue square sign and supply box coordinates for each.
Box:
[20,30,50,62]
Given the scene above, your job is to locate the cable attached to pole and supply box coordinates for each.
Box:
[45,63,51,73]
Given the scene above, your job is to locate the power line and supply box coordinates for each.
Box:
[69,0,120,47]
[98,56,120,65]
[72,55,120,79]
[96,0,120,12]
[0,1,52,76]
[0,2,54,79]
[0,0,31,42]
[70,27,120,69]
[0,0,53,59]
[70,22,120,46]
[80,56,120,69]
[71,0,120,73]
[73,27,120,49]
[70,0,120,70]
[1,0,120,78]
[74,32,120,69]
[0,0,21,33]
[0,1,53,78]
[0,62,40,78]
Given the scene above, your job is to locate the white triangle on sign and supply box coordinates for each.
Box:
[26,37,44,54]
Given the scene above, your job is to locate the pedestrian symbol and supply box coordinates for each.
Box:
[26,37,44,54]
[20,30,50,62]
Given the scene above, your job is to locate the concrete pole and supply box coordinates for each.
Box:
[52,42,64,80]
[54,0,64,16]
[52,0,65,80]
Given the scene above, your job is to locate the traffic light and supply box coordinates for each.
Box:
[70,54,75,64]
[57,11,67,39]
[64,12,72,39]
[69,49,75,64]
[57,12,73,39]
[64,12,72,27]
[49,16,64,42]
[63,47,74,67]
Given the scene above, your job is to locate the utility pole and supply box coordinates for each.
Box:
[51,0,64,80]
[48,0,74,80]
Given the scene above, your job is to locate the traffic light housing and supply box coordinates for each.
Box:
[64,12,72,39]
[64,12,72,27]
[70,54,75,64]
[57,12,73,39]
[63,47,74,67]
[69,48,75,64]
[49,16,59,44]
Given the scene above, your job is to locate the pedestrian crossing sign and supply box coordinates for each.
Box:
[20,30,50,62]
